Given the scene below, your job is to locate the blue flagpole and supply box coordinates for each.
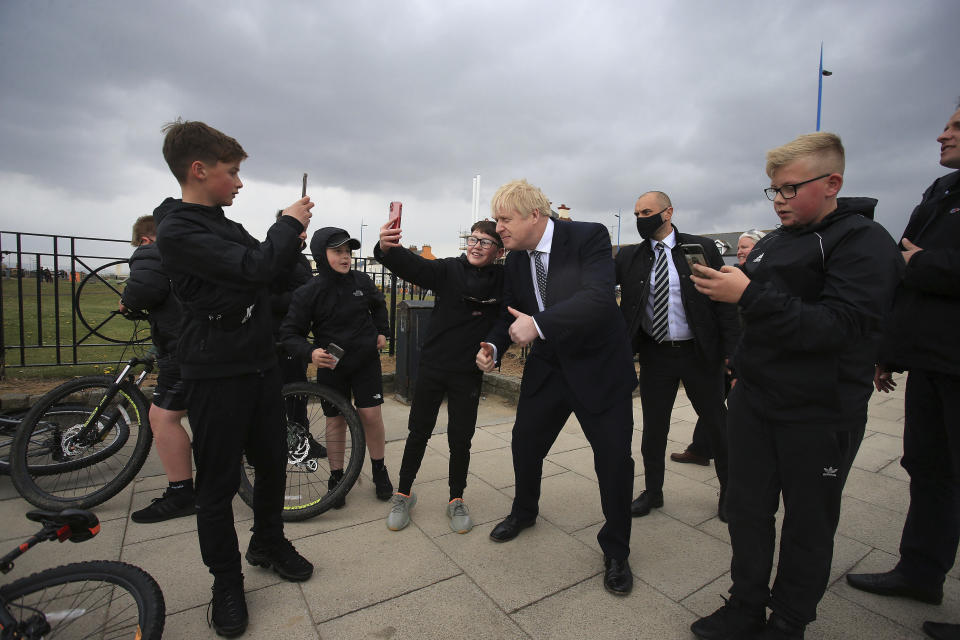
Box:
[817,42,824,131]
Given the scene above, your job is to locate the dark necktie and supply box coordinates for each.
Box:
[651,242,669,342]
[533,250,547,307]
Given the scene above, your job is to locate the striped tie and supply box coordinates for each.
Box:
[533,250,548,307]
[651,242,669,342]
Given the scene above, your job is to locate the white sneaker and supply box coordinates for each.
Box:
[447,498,473,534]
[386,492,416,531]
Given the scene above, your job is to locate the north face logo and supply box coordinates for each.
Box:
[353,289,364,297]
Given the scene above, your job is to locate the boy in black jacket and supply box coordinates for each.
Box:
[154,119,314,638]
[375,219,504,533]
[120,215,195,524]
[281,226,393,507]
[689,132,902,639]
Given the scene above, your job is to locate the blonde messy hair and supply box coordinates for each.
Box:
[765,132,845,178]
[491,179,551,220]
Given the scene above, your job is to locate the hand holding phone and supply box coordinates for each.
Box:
[680,243,710,273]
[326,343,345,365]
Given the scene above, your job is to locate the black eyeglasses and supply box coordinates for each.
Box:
[461,295,500,306]
[466,236,499,249]
[764,174,830,201]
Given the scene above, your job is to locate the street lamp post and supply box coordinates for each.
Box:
[617,208,622,248]
[816,42,833,131]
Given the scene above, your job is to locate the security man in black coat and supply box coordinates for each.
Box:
[847,103,960,640]
[615,191,740,520]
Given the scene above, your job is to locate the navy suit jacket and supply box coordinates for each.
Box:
[487,220,637,412]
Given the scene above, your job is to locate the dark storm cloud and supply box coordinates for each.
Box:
[1,0,957,252]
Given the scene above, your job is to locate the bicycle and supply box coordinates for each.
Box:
[0,508,165,639]
[237,381,366,521]
[9,357,154,511]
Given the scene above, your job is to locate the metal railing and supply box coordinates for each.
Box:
[1,231,427,374]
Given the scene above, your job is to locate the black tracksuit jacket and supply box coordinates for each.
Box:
[280,228,389,370]
[154,197,305,379]
[373,243,504,373]
[121,242,181,356]
[879,170,960,376]
[734,198,903,427]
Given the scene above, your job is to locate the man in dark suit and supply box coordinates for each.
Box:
[476,179,637,595]
[615,191,740,521]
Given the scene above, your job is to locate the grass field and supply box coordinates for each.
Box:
[2,274,150,379]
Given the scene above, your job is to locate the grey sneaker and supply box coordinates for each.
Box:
[447,498,473,533]
[386,492,416,531]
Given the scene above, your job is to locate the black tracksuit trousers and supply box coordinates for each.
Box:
[398,365,483,499]
[186,368,287,579]
[725,383,863,625]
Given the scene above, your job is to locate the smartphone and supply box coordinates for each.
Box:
[680,243,709,272]
[301,173,308,198]
[326,342,345,364]
[388,201,402,230]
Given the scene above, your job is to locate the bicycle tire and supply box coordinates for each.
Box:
[0,560,165,639]
[10,377,153,510]
[0,410,28,475]
[238,382,366,521]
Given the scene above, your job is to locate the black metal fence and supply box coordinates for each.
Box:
[1,230,426,374]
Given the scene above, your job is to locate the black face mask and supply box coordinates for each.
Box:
[635,213,664,240]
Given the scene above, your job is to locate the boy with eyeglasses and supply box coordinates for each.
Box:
[688,132,902,639]
[374,219,504,533]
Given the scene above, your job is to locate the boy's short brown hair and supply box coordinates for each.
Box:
[765,132,845,178]
[161,119,248,184]
[131,215,156,246]
[470,220,502,246]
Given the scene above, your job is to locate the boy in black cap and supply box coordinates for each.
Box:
[281,227,393,506]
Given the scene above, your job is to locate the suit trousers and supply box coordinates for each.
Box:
[186,368,287,579]
[638,340,727,493]
[895,369,960,587]
[510,362,635,560]
[398,365,483,498]
[726,384,863,625]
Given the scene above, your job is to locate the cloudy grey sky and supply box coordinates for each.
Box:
[1,0,957,260]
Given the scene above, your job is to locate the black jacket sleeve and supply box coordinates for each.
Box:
[361,273,390,336]
[279,280,321,364]
[374,243,447,293]
[121,244,170,312]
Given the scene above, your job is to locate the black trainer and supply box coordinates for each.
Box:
[691,596,766,640]
[208,576,248,638]
[327,474,346,509]
[372,466,394,501]
[307,436,327,459]
[245,536,314,582]
[131,488,197,523]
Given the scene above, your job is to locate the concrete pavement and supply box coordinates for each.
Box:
[1,372,956,639]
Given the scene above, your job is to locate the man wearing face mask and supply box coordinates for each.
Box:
[615,191,740,521]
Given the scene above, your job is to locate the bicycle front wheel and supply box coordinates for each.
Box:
[0,560,165,639]
[238,382,366,521]
[10,377,152,510]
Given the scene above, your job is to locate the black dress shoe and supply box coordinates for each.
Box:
[603,556,633,595]
[845,570,943,604]
[923,621,960,640]
[489,515,535,542]
[630,490,664,517]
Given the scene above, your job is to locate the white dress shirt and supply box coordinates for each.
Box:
[645,230,693,341]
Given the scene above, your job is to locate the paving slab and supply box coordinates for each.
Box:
[513,572,697,640]
[434,517,602,612]
[317,574,528,640]
[298,519,461,622]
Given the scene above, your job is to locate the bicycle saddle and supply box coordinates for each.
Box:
[25,508,101,542]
